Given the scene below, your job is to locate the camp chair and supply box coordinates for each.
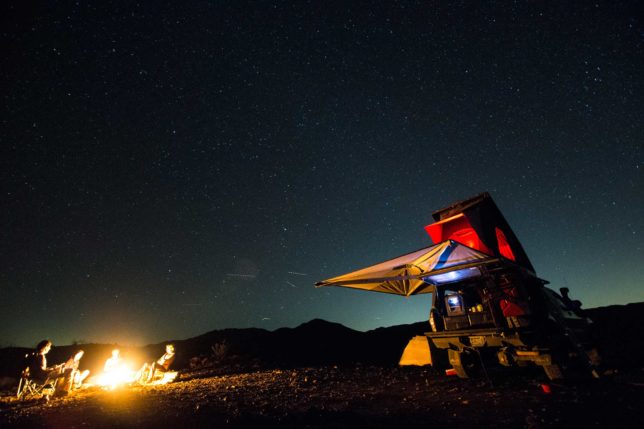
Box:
[136,366,178,385]
[16,367,58,401]
[150,370,178,384]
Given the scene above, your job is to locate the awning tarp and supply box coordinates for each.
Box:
[315,240,497,296]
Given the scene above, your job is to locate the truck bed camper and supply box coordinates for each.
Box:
[316,193,600,380]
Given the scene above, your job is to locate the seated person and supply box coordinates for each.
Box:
[104,349,122,373]
[27,340,73,394]
[63,350,90,389]
[27,340,58,385]
[138,344,175,383]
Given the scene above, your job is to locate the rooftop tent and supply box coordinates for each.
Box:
[315,240,498,296]
[424,192,536,274]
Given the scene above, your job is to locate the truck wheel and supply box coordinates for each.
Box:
[449,349,481,379]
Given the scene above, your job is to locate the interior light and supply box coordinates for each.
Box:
[447,296,461,307]
[424,267,481,284]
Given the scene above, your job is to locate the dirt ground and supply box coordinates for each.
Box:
[1,365,643,428]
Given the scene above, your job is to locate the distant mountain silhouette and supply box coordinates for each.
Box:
[172,317,424,370]
[0,319,428,379]
[584,302,644,369]
[1,303,642,380]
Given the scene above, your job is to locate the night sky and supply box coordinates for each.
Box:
[2,1,642,347]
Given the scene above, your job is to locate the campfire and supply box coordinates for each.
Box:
[95,364,136,389]
[94,349,137,389]
[87,347,178,389]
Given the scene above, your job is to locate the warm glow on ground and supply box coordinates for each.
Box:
[152,371,178,385]
[87,361,178,389]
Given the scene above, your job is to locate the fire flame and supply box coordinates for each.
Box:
[96,362,136,389]
[89,351,178,389]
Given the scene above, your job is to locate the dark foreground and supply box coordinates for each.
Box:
[1,366,643,428]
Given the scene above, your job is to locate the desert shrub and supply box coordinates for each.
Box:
[211,340,229,362]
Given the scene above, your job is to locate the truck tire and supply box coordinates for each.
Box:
[449,348,481,379]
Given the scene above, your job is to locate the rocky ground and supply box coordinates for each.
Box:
[2,303,642,428]
[1,365,643,428]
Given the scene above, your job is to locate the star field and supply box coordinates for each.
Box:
[1,1,642,347]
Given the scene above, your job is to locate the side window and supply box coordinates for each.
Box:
[444,290,465,316]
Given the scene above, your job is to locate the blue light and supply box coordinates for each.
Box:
[424,267,481,284]
[447,296,461,307]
